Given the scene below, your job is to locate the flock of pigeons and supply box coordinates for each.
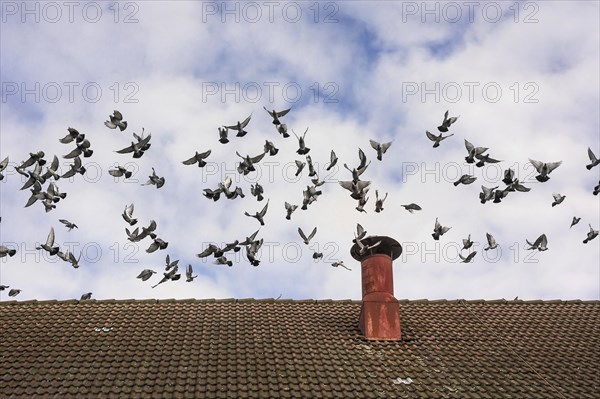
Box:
[0,108,599,299]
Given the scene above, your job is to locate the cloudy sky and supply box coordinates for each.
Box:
[1,1,598,302]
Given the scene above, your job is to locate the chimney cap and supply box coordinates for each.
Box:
[350,235,402,261]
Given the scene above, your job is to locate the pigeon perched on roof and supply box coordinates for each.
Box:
[59,219,78,231]
[426,130,454,148]
[182,150,212,167]
[464,139,488,164]
[462,234,473,250]
[80,292,92,300]
[37,227,59,255]
[0,156,8,181]
[293,128,310,155]
[454,174,477,186]
[250,183,264,201]
[142,168,165,188]
[263,106,291,125]
[437,110,459,132]
[551,193,566,207]
[459,251,477,263]
[374,190,388,213]
[526,234,548,251]
[586,148,599,170]
[298,227,317,245]
[109,165,133,179]
[136,269,156,281]
[284,202,298,220]
[264,140,279,156]
[570,217,581,228]
[0,245,17,258]
[224,114,252,137]
[244,200,269,226]
[529,159,562,182]
[104,110,127,131]
[369,139,393,161]
[432,218,451,240]
[218,127,229,144]
[484,233,498,251]
[475,153,502,168]
[186,264,198,282]
[8,289,21,297]
[61,156,86,178]
[583,225,599,244]
[401,203,422,213]
[326,150,338,171]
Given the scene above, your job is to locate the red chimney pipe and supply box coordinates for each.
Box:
[351,236,402,341]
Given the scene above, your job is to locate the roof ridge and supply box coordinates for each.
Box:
[1,298,598,305]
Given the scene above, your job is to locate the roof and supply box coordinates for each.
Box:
[1,298,598,398]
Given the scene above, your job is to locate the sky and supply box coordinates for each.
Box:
[0,0,599,302]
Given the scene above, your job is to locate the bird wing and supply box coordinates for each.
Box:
[276,108,291,117]
[425,131,438,142]
[0,156,8,171]
[552,192,562,201]
[381,141,393,153]
[338,181,354,191]
[486,233,496,246]
[298,228,308,242]
[250,151,266,163]
[369,139,380,151]
[198,149,212,159]
[108,169,123,177]
[307,227,317,242]
[588,147,598,162]
[259,200,269,217]
[46,227,55,246]
[528,159,543,173]
[358,148,366,168]
[116,142,136,154]
[182,154,198,165]
[239,114,252,128]
[464,139,474,152]
[546,161,562,173]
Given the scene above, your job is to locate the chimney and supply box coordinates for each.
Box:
[351,235,402,341]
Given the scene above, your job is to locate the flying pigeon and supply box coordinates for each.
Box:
[80,292,92,300]
[326,150,338,171]
[369,139,393,161]
[583,225,599,244]
[264,140,279,156]
[292,128,310,155]
[263,106,290,125]
[594,181,599,196]
[277,123,290,138]
[484,233,498,251]
[453,174,477,186]
[529,159,562,182]
[250,183,264,201]
[464,139,488,164]
[312,252,323,260]
[294,160,306,177]
[186,264,198,282]
[306,155,317,177]
[354,235,382,256]
[354,223,367,242]
[8,289,21,297]
[146,237,168,253]
[339,180,371,200]
[587,147,599,170]
[298,227,317,245]
[437,110,459,132]
[475,153,502,168]
[432,218,451,240]
[224,114,252,137]
[142,168,165,188]
[61,156,86,178]
[37,227,59,255]
[479,185,498,204]
[0,285,8,290]
[196,244,219,259]
[401,203,422,213]
[164,255,179,272]
[462,234,473,250]
[0,156,8,181]
[129,220,157,242]
[214,256,233,267]
[21,151,46,168]
[331,261,351,271]
[493,188,510,203]
[152,265,181,288]
[109,165,133,179]
[355,193,369,213]
[236,151,266,175]
[285,202,298,220]
[244,200,269,226]
[374,190,388,213]
[239,229,260,246]
[570,217,581,228]
[502,168,515,185]
[505,179,531,193]
[426,130,454,148]
[59,219,78,231]
[182,150,212,167]
[246,239,263,267]
[136,269,156,281]
[526,234,548,251]
[122,204,137,226]
[104,110,127,131]
[459,251,477,263]
[64,138,93,159]
[218,127,229,144]
[551,193,566,207]
[41,155,60,181]
[116,133,152,158]
[0,245,17,258]
[59,127,86,144]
